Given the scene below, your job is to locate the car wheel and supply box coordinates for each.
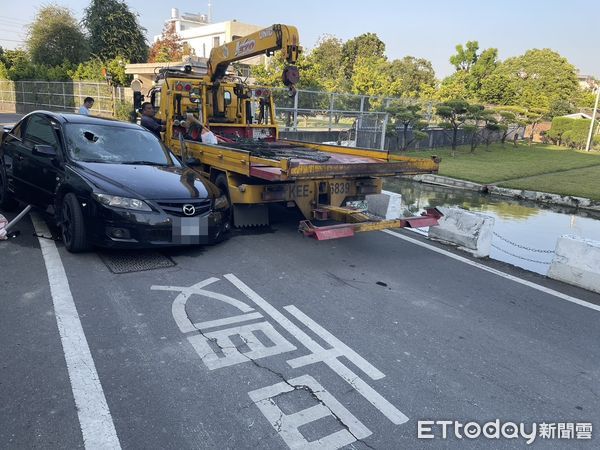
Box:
[0,166,18,210]
[61,193,90,253]
[214,173,233,229]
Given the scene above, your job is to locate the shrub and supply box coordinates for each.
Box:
[113,100,136,122]
[70,56,131,86]
[548,116,592,149]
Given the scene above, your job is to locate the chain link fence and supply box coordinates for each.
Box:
[271,88,523,151]
[0,81,522,151]
[272,88,392,150]
[0,80,128,117]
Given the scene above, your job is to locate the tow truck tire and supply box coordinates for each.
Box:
[61,193,90,253]
[0,166,18,210]
[215,173,233,228]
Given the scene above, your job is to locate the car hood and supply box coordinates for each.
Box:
[73,162,220,199]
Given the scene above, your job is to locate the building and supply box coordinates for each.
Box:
[577,72,598,93]
[126,9,266,91]
[561,112,593,120]
[155,8,264,64]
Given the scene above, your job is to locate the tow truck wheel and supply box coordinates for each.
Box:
[0,166,18,210]
[61,193,90,253]
[215,173,233,229]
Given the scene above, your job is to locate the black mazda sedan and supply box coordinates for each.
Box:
[0,111,230,252]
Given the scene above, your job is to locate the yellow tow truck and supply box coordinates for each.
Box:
[133,24,441,239]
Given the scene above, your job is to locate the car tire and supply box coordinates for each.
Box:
[0,166,18,211]
[61,193,90,253]
[214,173,233,229]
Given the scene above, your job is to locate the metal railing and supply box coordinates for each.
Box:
[271,88,394,150]
[0,80,127,117]
[0,81,524,151]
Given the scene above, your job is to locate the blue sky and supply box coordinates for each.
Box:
[0,0,597,78]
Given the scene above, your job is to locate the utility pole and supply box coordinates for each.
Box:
[585,83,600,152]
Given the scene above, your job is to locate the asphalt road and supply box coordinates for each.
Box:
[1,205,599,450]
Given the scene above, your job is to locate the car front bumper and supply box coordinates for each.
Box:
[82,201,228,248]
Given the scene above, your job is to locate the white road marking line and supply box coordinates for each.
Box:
[248,374,371,449]
[152,279,254,334]
[193,311,263,331]
[224,274,409,425]
[382,229,600,313]
[284,305,385,380]
[188,321,297,370]
[30,212,121,449]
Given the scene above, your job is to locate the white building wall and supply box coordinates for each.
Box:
[155,16,264,61]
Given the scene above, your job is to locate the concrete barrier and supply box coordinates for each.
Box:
[548,235,600,294]
[367,191,402,219]
[412,174,486,192]
[428,207,495,257]
[487,186,600,212]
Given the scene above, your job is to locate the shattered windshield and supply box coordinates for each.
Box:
[64,123,179,166]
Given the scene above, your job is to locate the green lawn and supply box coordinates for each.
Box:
[402,143,600,200]
[499,166,600,201]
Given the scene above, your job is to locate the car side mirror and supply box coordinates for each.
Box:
[33,144,57,157]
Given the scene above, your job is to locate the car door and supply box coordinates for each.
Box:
[1,119,27,200]
[13,114,64,207]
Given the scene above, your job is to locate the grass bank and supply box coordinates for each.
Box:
[403,143,600,200]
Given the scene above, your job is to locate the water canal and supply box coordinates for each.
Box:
[384,178,600,275]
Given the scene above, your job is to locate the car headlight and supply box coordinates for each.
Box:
[214,194,229,210]
[93,193,152,212]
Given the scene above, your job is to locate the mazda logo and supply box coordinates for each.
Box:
[182,204,196,216]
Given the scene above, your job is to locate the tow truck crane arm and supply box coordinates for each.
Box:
[207,24,301,95]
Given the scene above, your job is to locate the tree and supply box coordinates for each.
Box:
[351,55,390,99]
[252,51,319,90]
[306,35,347,93]
[491,49,578,113]
[464,104,496,153]
[468,48,498,94]
[387,56,436,98]
[26,5,88,67]
[495,107,527,144]
[436,99,471,155]
[149,21,182,63]
[479,70,516,105]
[0,50,36,80]
[548,99,575,117]
[449,41,479,71]
[524,107,549,143]
[83,0,148,63]
[341,33,385,81]
[437,71,471,101]
[386,102,428,150]
[70,55,131,86]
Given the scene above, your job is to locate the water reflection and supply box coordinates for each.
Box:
[384,178,600,275]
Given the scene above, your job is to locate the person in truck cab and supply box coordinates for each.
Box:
[140,102,166,138]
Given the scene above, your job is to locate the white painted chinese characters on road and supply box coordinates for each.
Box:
[152,274,408,449]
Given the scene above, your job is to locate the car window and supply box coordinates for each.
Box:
[9,122,23,139]
[64,123,180,166]
[23,115,59,147]
[2,121,23,146]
